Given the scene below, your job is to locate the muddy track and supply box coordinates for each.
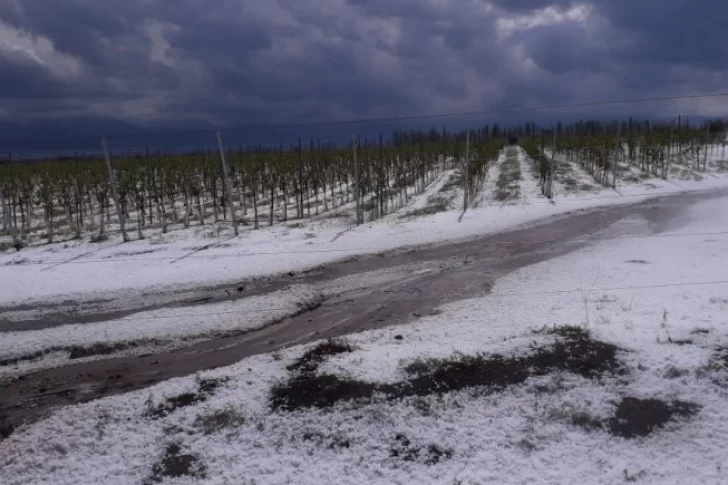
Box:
[0,190,723,435]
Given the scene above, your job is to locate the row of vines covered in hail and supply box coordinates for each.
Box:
[0,130,505,247]
[518,118,728,188]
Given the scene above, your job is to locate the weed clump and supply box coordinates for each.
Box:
[287,338,354,374]
[68,340,164,359]
[146,377,229,419]
[144,444,206,484]
[389,434,452,465]
[193,406,245,435]
[89,233,109,243]
[301,431,351,449]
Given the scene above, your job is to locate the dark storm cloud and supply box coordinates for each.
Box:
[0,50,73,100]
[0,0,726,141]
[487,0,579,12]
[598,0,728,69]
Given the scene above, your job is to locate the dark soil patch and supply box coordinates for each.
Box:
[144,444,207,484]
[390,434,452,465]
[402,331,621,396]
[287,338,353,373]
[271,327,624,411]
[606,397,699,438]
[271,374,378,411]
[146,377,228,419]
[0,416,14,441]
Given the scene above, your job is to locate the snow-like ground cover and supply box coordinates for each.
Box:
[4,148,728,309]
[471,148,506,206]
[0,262,442,376]
[0,286,319,376]
[393,168,463,217]
[2,195,728,485]
[514,145,544,203]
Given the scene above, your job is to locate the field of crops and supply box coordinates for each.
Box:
[0,131,504,248]
[520,118,728,195]
[1,118,726,249]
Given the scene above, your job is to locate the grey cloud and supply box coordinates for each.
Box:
[487,0,578,12]
[0,0,726,143]
[519,22,608,74]
[596,0,728,69]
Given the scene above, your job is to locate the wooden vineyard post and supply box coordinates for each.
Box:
[0,182,16,244]
[298,139,304,219]
[216,131,239,236]
[548,130,555,199]
[678,115,683,169]
[464,128,470,210]
[352,135,362,225]
[705,123,710,173]
[614,126,620,188]
[102,137,130,243]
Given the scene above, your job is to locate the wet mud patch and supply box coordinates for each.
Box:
[146,377,229,419]
[144,443,207,484]
[270,327,624,411]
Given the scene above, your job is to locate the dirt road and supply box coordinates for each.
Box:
[0,190,722,436]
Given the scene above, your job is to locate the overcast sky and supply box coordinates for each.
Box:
[1,0,727,138]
